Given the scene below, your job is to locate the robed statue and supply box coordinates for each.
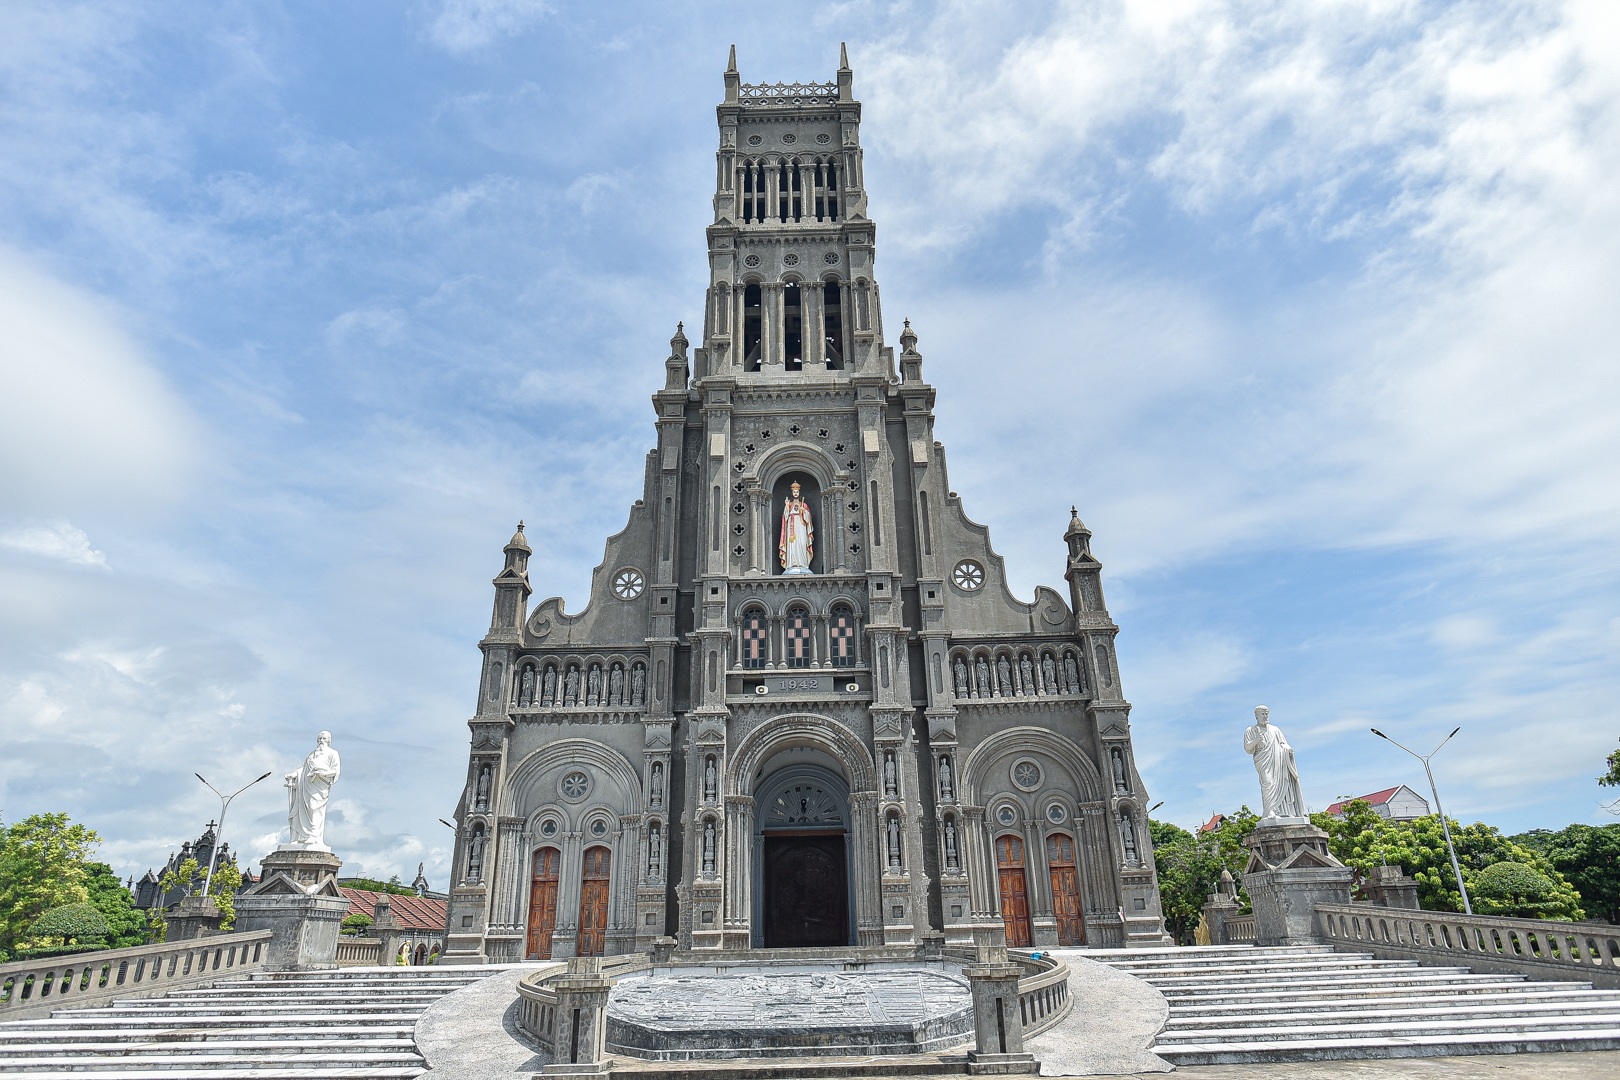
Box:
[285,731,341,849]
[1244,705,1306,820]
[779,480,814,574]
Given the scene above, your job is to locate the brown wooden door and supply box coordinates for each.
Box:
[1046,832,1085,946]
[577,845,611,957]
[995,835,1032,948]
[526,847,560,960]
[762,834,849,948]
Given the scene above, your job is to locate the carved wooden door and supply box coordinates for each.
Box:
[1046,832,1085,946]
[995,835,1032,948]
[577,845,611,957]
[526,847,560,960]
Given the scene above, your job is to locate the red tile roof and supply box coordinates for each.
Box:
[1323,786,1404,816]
[1198,813,1227,834]
[340,887,448,933]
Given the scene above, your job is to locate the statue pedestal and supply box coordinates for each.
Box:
[166,894,223,940]
[1365,864,1422,909]
[234,847,348,971]
[1242,821,1352,947]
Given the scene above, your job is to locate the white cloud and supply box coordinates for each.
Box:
[425,0,552,55]
[0,522,108,568]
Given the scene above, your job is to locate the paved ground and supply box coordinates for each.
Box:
[1028,949,1172,1075]
[1130,1051,1620,1078]
[417,964,548,1079]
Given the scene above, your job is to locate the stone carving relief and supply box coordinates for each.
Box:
[649,761,665,807]
[951,645,1089,701]
[937,755,954,802]
[886,814,902,870]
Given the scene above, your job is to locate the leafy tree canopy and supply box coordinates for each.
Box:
[1512,823,1620,924]
[0,813,99,957]
[341,912,373,935]
[85,862,148,949]
[338,877,416,896]
[1602,739,1620,788]
[150,857,243,940]
[28,902,111,945]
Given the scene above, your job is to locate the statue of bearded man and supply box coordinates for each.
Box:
[779,480,814,574]
[1244,706,1306,820]
[284,731,342,849]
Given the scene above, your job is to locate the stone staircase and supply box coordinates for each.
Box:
[0,966,489,1078]
[1095,944,1620,1065]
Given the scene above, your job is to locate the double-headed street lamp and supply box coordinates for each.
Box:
[1369,726,1472,915]
[194,770,273,897]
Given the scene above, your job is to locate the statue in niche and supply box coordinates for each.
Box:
[1019,656,1035,695]
[701,821,717,876]
[474,765,490,810]
[648,824,662,877]
[631,664,646,705]
[886,815,902,870]
[283,731,341,849]
[542,667,557,706]
[519,666,535,706]
[883,752,897,798]
[975,657,990,698]
[1245,705,1306,820]
[1041,654,1057,694]
[938,756,954,801]
[610,664,625,706]
[466,828,485,882]
[1111,747,1128,792]
[587,664,602,705]
[650,761,664,806]
[997,656,1013,696]
[779,480,814,575]
[943,818,960,870]
[703,756,717,802]
[1120,810,1139,865]
[953,657,969,698]
[1065,653,1083,694]
[564,666,580,706]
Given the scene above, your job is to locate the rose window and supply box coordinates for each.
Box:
[559,771,591,800]
[611,567,645,600]
[952,560,985,591]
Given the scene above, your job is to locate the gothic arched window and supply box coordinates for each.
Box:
[742,283,762,370]
[785,606,813,668]
[741,610,768,669]
[829,603,856,667]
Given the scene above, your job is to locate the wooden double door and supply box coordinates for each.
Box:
[525,845,612,960]
[995,832,1086,948]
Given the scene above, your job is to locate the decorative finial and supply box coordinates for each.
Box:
[839,41,850,71]
[727,44,737,74]
[517,520,525,532]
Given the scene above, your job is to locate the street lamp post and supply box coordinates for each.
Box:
[195,770,274,897]
[1369,726,1472,915]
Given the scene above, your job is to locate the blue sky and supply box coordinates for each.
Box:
[2,1,1617,887]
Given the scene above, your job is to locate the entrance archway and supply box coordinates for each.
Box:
[753,762,852,947]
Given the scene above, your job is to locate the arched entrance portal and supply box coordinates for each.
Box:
[753,762,853,948]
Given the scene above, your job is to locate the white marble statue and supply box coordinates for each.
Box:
[284,731,341,849]
[779,480,814,574]
[1244,705,1306,820]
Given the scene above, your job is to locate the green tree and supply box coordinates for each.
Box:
[150,857,243,940]
[1470,861,1575,919]
[1602,739,1620,788]
[338,877,416,897]
[1150,820,1228,944]
[341,912,373,935]
[25,902,111,954]
[0,813,99,958]
[84,862,149,949]
[1513,824,1620,924]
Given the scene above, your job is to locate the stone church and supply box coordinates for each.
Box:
[440,47,1168,964]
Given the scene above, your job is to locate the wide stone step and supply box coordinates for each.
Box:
[0,1038,414,1057]
[164,987,446,998]
[1102,952,1382,969]
[1115,960,1418,980]
[1098,945,1335,958]
[1174,987,1620,1013]
[0,1069,422,1079]
[1152,971,1521,993]
[0,1024,415,1042]
[1154,1013,1620,1044]
[1155,1028,1620,1066]
[0,1050,424,1070]
[1164,999,1620,1029]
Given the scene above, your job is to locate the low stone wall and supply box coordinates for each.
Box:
[0,932,273,1022]
[336,937,385,967]
[1015,952,1073,1038]
[1316,903,1620,988]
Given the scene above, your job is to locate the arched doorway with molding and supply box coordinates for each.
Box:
[752,759,853,948]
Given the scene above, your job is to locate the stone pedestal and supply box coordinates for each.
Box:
[961,921,1038,1075]
[233,847,349,971]
[1364,864,1421,909]
[1242,820,1353,947]
[650,936,678,964]
[540,957,615,1076]
[371,896,403,965]
[165,894,222,941]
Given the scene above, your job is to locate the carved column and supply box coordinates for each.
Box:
[551,830,584,958]
[849,790,883,945]
[722,794,755,948]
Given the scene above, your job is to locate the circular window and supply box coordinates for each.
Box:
[611,567,645,601]
[816,132,831,144]
[1012,759,1042,791]
[743,253,761,268]
[952,560,986,592]
[823,251,839,265]
[1046,803,1068,825]
[781,132,797,144]
[589,818,608,837]
[996,804,1018,827]
[783,252,800,267]
[747,134,763,146]
[559,770,591,801]
[539,818,558,837]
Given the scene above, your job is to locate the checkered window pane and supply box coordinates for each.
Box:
[829,605,855,667]
[742,612,767,669]
[786,611,812,668]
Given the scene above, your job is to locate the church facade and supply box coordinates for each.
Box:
[440,48,1168,964]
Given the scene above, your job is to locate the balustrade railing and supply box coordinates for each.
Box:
[0,932,272,1022]
[1015,952,1073,1037]
[737,81,839,106]
[336,937,384,967]
[1316,903,1620,988]
[1225,914,1256,943]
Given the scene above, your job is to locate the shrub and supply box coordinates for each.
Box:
[28,903,110,947]
[341,913,373,935]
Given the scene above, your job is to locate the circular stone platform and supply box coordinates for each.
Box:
[605,960,974,1060]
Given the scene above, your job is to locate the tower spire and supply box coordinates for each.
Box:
[726,44,737,74]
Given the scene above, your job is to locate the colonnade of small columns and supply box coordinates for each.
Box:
[736,157,841,224]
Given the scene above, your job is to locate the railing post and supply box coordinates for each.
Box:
[539,957,615,1076]
[961,921,1039,1075]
